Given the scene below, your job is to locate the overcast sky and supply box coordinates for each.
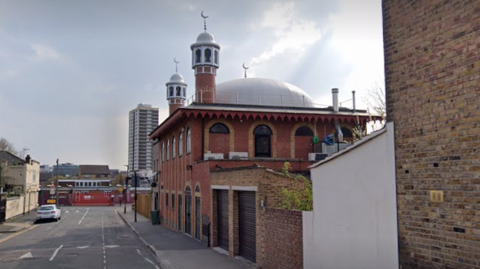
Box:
[0,0,384,170]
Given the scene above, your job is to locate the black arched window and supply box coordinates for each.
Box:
[169,86,174,97]
[209,123,229,134]
[214,50,218,64]
[341,127,353,138]
[254,125,272,157]
[205,48,212,62]
[295,126,314,136]
[183,87,186,97]
[172,136,176,158]
[176,86,181,96]
[195,49,201,63]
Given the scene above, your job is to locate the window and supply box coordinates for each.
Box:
[205,48,212,62]
[214,50,218,64]
[172,194,175,209]
[167,140,170,160]
[340,127,353,139]
[254,125,272,157]
[183,87,186,97]
[209,123,229,133]
[161,143,164,162]
[186,127,191,154]
[295,126,314,136]
[176,86,181,96]
[179,131,183,157]
[169,86,174,97]
[166,192,169,207]
[195,49,201,63]
[172,136,176,158]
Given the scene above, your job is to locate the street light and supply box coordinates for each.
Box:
[56,159,59,208]
[134,170,137,222]
[124,165,128,214]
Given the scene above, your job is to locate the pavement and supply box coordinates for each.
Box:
[0,211,37,233]
[115,205,255,269]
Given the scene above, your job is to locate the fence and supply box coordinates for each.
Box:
[136,193,152,219]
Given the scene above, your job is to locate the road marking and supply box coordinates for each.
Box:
[77,246,90,249]
[137,249,160,269]
[105,245,119,248]
[0,225,37,245]
[20,252,33,259]
[78,208,89,225]
[102,212,107,267]
[49,244,63,261]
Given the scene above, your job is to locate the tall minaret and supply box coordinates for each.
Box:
[166,58,187,115]
[190,11,220,104]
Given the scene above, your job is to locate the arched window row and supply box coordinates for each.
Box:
[167,85,187,99]
[160,127,191,163]
[194,47,219,66]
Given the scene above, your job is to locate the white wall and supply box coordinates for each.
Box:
[305,122,398,269]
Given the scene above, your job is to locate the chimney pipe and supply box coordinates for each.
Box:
[332,88,339,112]
[352,90,356,113]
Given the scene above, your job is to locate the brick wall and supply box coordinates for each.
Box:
[258,208,303,269]
[383,1,480,268]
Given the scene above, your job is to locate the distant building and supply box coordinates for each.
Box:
[52,163,79,177]
[128,103,159,173]
[40,164,52,173]
[78,165,110,179]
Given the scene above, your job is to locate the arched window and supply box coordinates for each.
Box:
[161,143,164,161]
[179,131,183,157]
[172,136,176,158]
[295,126,314,136]
[176,86,181,96]
[186,127,191,154]
[209,123,229,133]
[205,48,212,63]
[169,86,174,97]
[183,87,186,97]
[195,49,201,63]
[166,140,170,160]
[254,125,272,157]
[214,50,218,64]
[341,127,353,139]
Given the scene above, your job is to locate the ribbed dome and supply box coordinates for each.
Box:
[216,78,317,108]
[191,32,220,49]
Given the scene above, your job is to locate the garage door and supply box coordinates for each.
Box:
[217,190,229,251]
[238,191,256,262]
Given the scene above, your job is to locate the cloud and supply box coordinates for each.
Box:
[30,44,60,60]
[250,2,322,66]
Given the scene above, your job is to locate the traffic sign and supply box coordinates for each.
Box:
[47,199,56,204]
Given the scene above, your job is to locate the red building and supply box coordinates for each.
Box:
[149,15,376,264]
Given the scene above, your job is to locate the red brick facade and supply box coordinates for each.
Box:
[383,1,480,268]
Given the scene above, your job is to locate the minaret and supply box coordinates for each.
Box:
[166,58,187,115]
[190,11,220,104]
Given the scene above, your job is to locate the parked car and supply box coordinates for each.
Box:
[37,204,61,221]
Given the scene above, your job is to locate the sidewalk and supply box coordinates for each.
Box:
[0,211,37,233]
[116,206,254,269]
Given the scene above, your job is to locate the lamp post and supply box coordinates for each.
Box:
[134,170,137,222]
[124,165,128,214]
[56,159,59,208]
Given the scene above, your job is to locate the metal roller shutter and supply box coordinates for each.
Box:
[238,191,256,262]
[217,190,229,251]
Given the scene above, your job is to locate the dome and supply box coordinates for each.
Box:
[167,73,187,87]
[191,32,220,49]
[216,78,317,108]
[169,73,185,83]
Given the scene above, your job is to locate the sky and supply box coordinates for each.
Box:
[0,0,384,170]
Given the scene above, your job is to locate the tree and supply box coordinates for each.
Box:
[0,137,20,156]
[280,162,313,211]
[362,82,386,133]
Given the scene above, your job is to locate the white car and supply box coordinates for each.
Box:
[37,205,61,221]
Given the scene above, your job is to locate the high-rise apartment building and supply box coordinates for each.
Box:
[128,104,159,173]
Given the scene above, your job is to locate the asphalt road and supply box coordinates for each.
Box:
[0,206,161,269]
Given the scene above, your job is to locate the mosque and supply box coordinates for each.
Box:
[149,13,375,264]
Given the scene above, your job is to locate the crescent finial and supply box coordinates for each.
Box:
[243,63,249,78]
[201,11,209,31]
[201,11,209,19]
[174,58,180,64]
[174,58,179,73]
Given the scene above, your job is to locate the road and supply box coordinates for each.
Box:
[0,206,160,269]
